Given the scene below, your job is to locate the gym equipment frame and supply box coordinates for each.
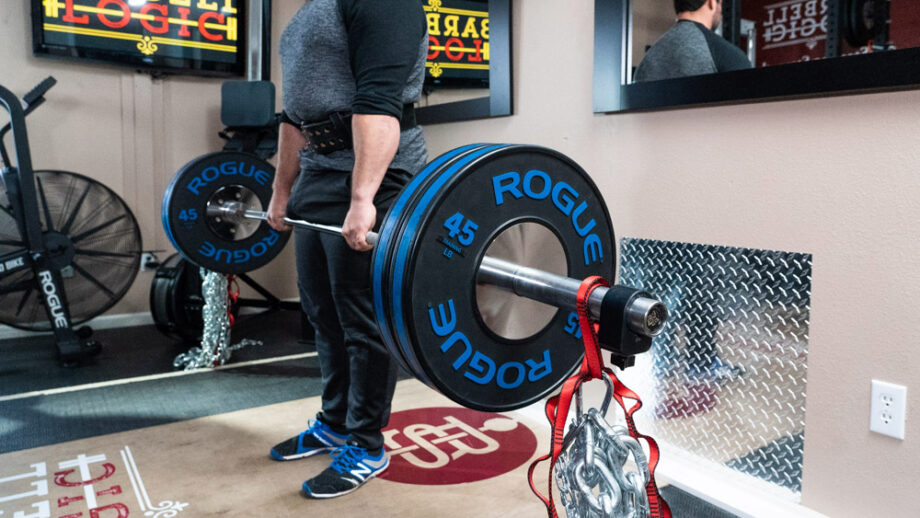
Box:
[0,78,142,363]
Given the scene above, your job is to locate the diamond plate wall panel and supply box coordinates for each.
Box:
[617,238,812,496]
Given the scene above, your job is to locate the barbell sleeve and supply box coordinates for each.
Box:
[477,256,667,337]
[211,204,665,337]
[477,255,605,321]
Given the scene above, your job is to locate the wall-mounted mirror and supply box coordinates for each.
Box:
[594,0,920,113]
[416,0,513,124]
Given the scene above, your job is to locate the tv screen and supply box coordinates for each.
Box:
[424,0,490,88]
[31,0,246,77]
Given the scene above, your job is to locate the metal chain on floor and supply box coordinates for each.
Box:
[173,268,261,370]
[555,376,651,518]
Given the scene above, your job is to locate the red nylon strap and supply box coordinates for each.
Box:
[604,366,672,518]
[576,276,606,379]
[527,277,672,518]
[226,274,240,328]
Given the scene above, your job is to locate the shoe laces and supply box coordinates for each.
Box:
[329,445,367,474]
[304,419,326,435]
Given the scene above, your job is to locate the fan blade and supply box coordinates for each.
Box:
[71,261,117,299]
[74,249,138,259]
[16,287,35,317]
[0,278,34,296]
[36,176,55,232]
[74,251,137,269]
[71,214,126,244]
[60,180,93,235]
[0,171,141,330]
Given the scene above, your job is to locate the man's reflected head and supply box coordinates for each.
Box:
[675,0,723,31]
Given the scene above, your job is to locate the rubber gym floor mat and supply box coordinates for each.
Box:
[1,316,739,516]
[1,370,739,517]
[0,356,324,453]
[0,309,311,396]
[658,485,740,518]
[0,380,551,518]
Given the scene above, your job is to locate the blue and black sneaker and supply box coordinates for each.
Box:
[269,420,348,461]
[301,444,389,499]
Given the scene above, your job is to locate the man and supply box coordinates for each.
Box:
[265,0,428,499]
[634,0,752,82]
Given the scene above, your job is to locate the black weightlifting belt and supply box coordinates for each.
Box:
[301,104,417,155]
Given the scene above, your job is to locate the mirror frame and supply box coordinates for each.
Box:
[416,0,513,124]
[594,0,920,113]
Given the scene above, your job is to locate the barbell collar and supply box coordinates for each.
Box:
[624,293,668,337]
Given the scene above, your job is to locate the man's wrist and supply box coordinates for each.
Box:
[272,183,293,196]
[350,186,377,204]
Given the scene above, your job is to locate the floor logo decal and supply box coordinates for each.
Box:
[380,407,538,485]
[0,445,188,517]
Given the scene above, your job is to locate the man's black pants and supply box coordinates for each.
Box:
[294,227,398,451]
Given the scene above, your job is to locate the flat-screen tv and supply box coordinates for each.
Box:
[31,0,246,77]
[424,0,490,88]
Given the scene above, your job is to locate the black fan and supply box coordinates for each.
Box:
[0,170,141,330]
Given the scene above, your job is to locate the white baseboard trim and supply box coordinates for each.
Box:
[654,447,827,518]
[0,312,156,340]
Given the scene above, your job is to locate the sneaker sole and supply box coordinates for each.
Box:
[301,462,389,499]
[270,447,335,462]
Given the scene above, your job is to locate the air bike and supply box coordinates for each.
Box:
[0,78,142,364]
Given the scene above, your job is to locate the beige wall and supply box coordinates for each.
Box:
[420,2,920,516]
[0,0,301,317]
[632,0,674,75]
[3,0,919,515]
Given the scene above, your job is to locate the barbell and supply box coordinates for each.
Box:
[162,144,668,411]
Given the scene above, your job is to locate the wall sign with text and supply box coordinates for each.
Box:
[424,0,489,87]
[32,0,246,77]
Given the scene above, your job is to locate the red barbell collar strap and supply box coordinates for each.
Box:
[527,277,608,516]
[528,277,671,518]
[577,276,608,379]
[603,366,672,518]
[226,274,240,328]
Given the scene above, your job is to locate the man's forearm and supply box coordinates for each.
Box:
[274,122,306,195]
[350,113,400,203]
[265,122,306,230]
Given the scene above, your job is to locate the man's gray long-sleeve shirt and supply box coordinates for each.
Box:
[634,20,752,82]
[279,0,429,223]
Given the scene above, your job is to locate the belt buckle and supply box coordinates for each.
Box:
[300,121,327,154]
[301,114,350,155]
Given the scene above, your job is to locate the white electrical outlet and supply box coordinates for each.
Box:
[870,380,907,439]
[140,252,158,272]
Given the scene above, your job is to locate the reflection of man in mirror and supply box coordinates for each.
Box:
[634,0,752,82]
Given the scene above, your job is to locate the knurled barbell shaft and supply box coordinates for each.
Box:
[210,204,665,337]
